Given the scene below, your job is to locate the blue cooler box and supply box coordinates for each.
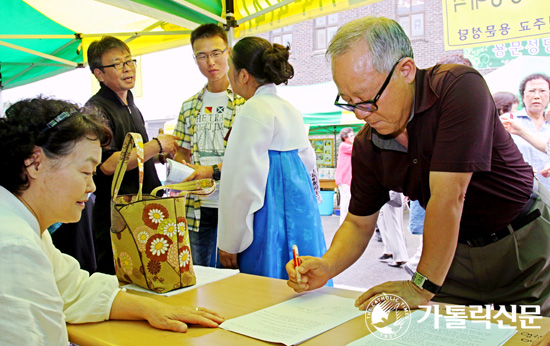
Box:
[318,190,335,216]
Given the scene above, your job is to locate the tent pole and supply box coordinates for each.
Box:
[237,0,299,25]
[0,66,3,117]
[0,88,3,118]
[226,0,236,46]
[333,126,337,161]
[97,0,202,30]
[0,40,78,67]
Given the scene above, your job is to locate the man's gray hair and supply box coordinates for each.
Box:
[326,16,413,74]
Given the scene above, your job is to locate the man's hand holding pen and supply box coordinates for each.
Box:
[285,256,331,293]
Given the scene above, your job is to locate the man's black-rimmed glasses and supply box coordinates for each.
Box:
[334,56,406,112]
[100,59,137,71]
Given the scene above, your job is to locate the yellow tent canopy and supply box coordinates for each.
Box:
[0,0,380,90]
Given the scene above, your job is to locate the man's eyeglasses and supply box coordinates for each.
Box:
[100,59,137,71]
[334,57,406,112]
[194,48,228,61]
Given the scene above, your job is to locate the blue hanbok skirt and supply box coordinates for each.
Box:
[237,150,329,280]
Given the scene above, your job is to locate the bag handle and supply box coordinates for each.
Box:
[111,132,145,201]
[150,178,216,197]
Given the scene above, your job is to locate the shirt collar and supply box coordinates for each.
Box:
[371,131,408,152]
[367,67,438,153]
[413,67,439,114]
[254,83,277,96]
[368,99,415,153]
[0,186,41,236]
[515,110,531,118]
[198,84,237,102]
[98,83,135,107]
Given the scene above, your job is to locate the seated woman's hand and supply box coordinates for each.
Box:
[145,302,224,332]
[110,291,224,332]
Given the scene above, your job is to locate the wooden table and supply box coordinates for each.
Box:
[68,273,550,345]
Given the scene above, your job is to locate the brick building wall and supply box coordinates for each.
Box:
[257,0,466,86]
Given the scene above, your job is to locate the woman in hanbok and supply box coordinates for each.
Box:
[217,37,328,279]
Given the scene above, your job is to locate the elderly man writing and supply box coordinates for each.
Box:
[286,16,550,317]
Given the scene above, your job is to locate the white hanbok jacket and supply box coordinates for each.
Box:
[218,84,315,253]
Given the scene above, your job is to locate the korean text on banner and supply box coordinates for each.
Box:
[443,0,550,50]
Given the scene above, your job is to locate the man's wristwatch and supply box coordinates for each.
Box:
[411,271,442,294]
[211,164,221,180]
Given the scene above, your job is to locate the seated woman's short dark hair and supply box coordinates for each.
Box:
[0,97,112,194]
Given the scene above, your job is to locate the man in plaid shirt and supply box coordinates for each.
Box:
[173,24,245,266]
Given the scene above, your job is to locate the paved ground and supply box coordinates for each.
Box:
[320,211,421,292]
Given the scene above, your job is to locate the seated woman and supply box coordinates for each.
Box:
[0,97,223,345]
[217,37,328,279]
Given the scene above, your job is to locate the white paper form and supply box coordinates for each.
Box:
[165,158,195,183]
[220,291,363,346]
[347,310,517,346]
[122,265,239,296]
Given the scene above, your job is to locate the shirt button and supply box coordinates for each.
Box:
[413,159,418,164]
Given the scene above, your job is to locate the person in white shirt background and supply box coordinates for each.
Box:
[500,73,550,189]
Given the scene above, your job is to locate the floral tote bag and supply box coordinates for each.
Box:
[110,133,215,293]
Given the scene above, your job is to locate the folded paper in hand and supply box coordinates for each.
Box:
[165,159,195,183]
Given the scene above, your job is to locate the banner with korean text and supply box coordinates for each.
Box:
[443,0,550,50]
[464,38,550,68]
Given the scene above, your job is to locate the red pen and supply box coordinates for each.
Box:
[292,244,302,284]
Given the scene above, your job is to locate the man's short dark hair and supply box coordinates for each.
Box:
[519,73,550,106]
[190,24,228,49]
[436,54,472,67]
[87,36,131,73]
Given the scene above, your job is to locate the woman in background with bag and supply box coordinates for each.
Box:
[217,37,328,279]
[0,97,223,345]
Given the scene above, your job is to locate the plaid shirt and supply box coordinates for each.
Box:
[173,85,245,232]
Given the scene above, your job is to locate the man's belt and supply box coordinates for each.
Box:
[459,189,540,248]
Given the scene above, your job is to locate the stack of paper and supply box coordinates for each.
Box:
[123,265,239,297]
[220,292,363,345]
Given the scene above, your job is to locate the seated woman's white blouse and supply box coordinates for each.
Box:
[0,186,120,345]
[218,84,316,253]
